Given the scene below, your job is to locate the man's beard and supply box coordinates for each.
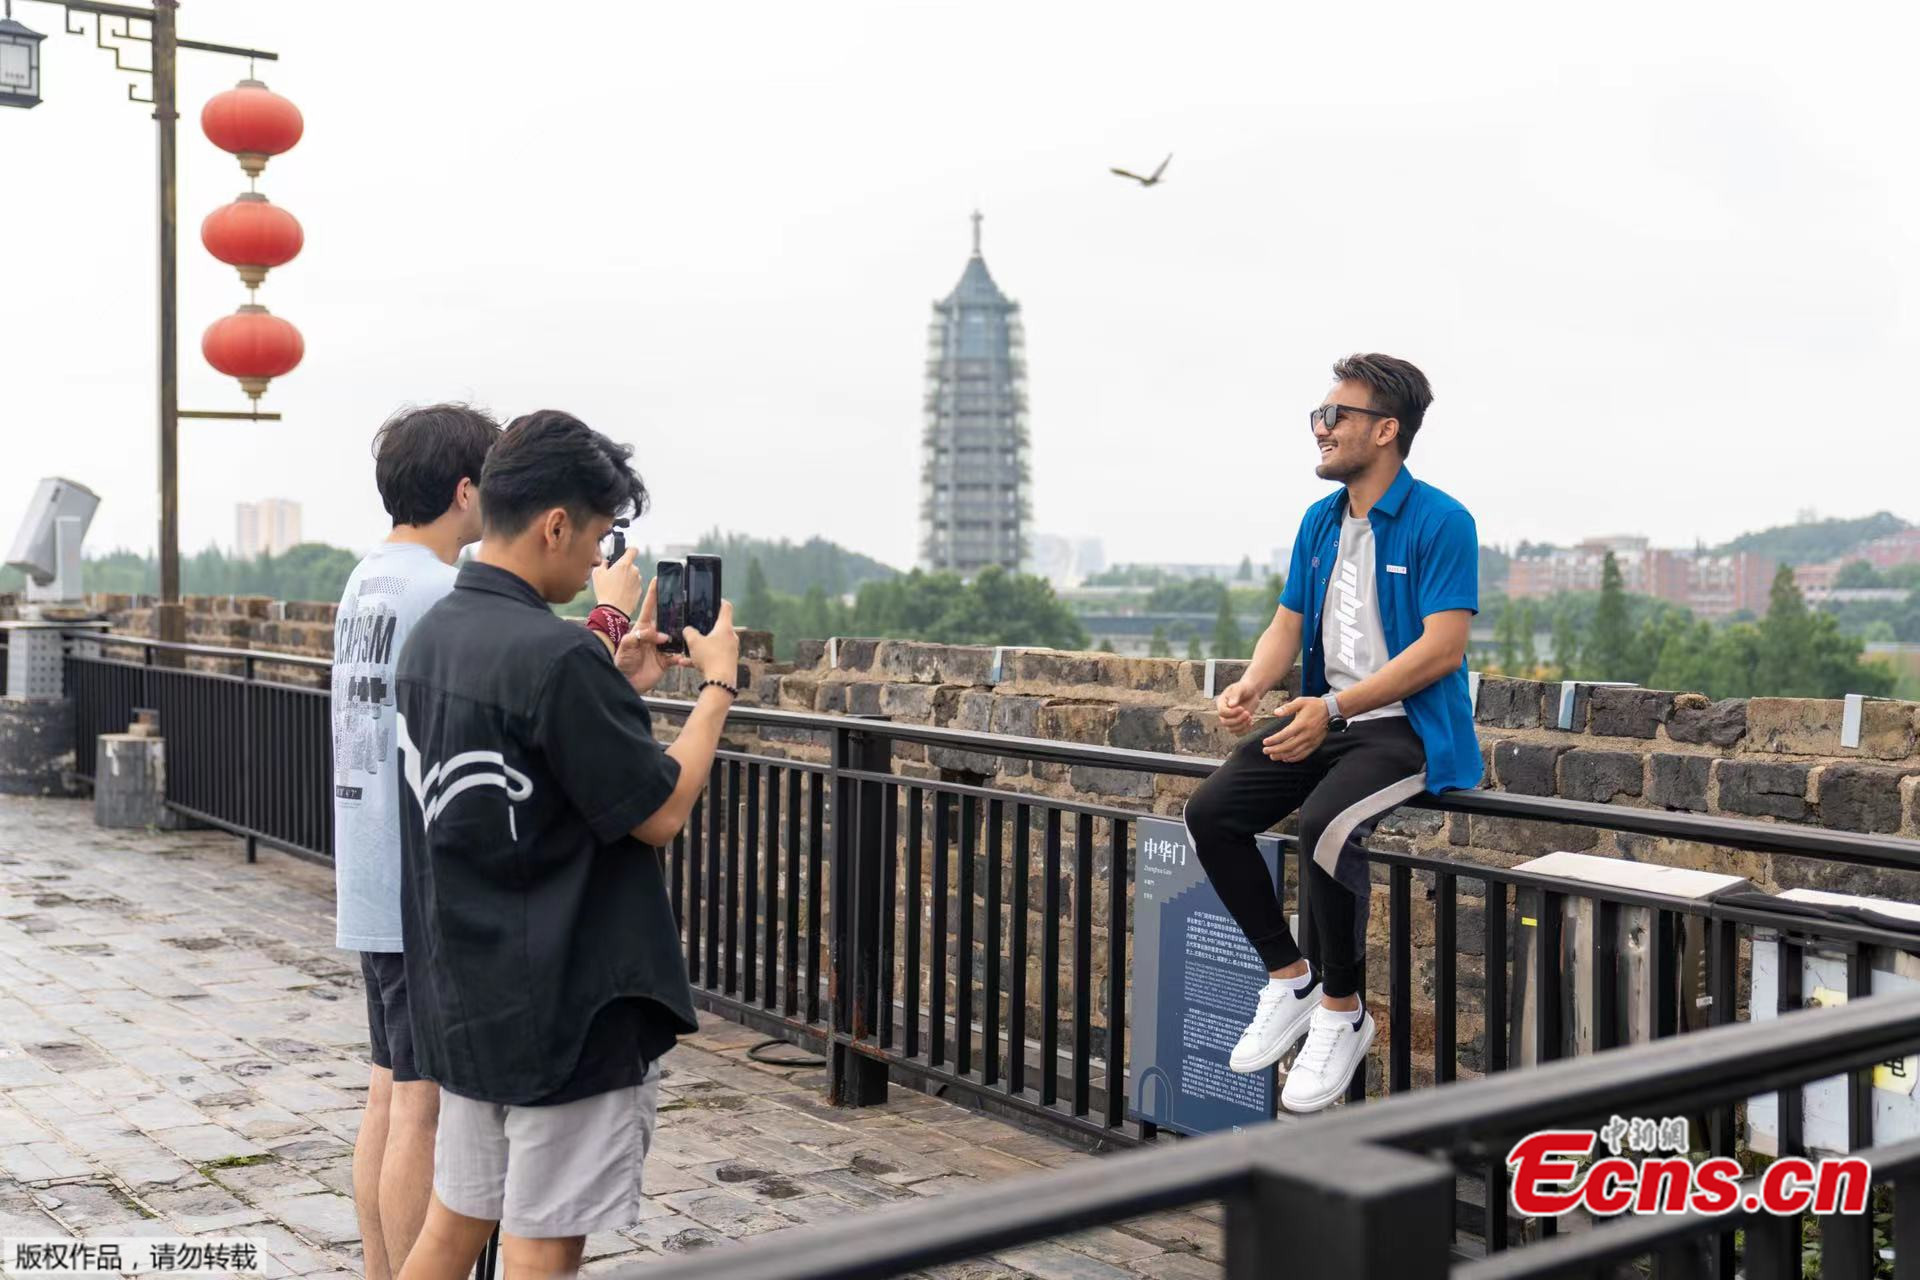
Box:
[1315,450,1361,482]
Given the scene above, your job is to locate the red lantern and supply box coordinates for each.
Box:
[201,193,303,288]
[201,78,303,179]
[203,304,304,400]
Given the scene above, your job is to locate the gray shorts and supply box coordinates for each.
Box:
[433,1064,663,1238]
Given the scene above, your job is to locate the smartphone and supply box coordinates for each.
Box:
[685,555,723,648]
[656,560,688,655]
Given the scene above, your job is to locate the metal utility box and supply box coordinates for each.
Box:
[1507,852,1753,1065]
[1748,888,1920,1157]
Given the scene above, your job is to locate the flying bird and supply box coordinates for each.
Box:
[1110,153,1172,187]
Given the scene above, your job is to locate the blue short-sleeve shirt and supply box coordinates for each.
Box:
[1280,466,1483,793]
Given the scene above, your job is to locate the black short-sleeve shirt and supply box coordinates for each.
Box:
[394,562,698,1105]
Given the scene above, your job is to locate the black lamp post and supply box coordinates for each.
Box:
[0,1,280,647]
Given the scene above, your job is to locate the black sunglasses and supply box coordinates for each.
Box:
[1308,403,1394,434]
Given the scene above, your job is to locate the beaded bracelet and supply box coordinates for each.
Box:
[699,679,739,700]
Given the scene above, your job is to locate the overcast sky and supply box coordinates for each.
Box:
[2,0,1915,572]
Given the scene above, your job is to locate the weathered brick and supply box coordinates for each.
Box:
[1172,709,1239,759]
[1037,702,1117,743]
[1666,695,1746,747]
[990,695,1046,739]
[1747,698,1916,760]
[1110,705,1174,753]
[949,689,995,733]
[877,682,939,722]
[813,682,848,714]
[845,682,883,716]
[1377,807,1445,839]
[1069,765,1156,800]
[1492,741,1570,796]
[793,639,827,669]
[1817,764,1913,834]
[1588,688,1673,739]
[1467,816,1599,855]
[1475,678,1549,729]
[999,651,1105,688]
[872,641,994,686]
[1648,754,1711,812]
[1559,750,1644,803]
[833,637,880,672]
[1715,759,1810,820]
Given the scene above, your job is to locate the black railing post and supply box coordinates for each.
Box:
[243,653,258,864]
[829,718,890,1107]
[1228,1142,1453,1280]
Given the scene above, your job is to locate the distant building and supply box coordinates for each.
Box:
[919,211,1029,576]
[1072,537,1107,581]
[1845,528,1920,572]
[1506,536,1774,619]
[1025,534,1108,590]
[1794,528,1920,600]
[235,499,302,559]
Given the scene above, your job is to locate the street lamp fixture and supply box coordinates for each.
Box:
[0,4,44,108]
[0,1,289,647]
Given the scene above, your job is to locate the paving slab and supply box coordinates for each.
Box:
[0,796,1216,1278]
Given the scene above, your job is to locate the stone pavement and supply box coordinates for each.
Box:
[0,797,1225,1278]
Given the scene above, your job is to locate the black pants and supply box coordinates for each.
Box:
[1183,715,1427,999]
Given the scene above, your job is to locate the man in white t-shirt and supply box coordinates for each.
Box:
[332,403,501,1280]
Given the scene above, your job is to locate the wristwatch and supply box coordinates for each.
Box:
[1322,691,1350,733]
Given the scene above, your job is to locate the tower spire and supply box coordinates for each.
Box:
[971,208,983,257]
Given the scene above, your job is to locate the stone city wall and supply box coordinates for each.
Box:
[23,594,1920,1090]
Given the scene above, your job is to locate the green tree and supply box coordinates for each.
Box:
[1147,578,1228,614]
[848,566,1087,649]
[1236,555,1253,581]
[688,529,896,597]
[1551,610,1580,680]
[1715,512,1907,565]
[794,585,836,644]
[1834,560,1883,589]
[1755,566,1894,698]
[1648,618,1719,694]
[742,558,775,632]
[1584,552,1634,680]
[1186,634,1205,661]
[1148,626,1173,657]
[1211,593,1245,659]
[1265,572,1285,605]
[1755,566,1815,695]
[1518,602,1540,674]
[1494,600,1521,674]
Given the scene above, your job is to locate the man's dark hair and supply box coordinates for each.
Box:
[481,409,649,538]
[1332,353,1433,457]
[372,403,501,526]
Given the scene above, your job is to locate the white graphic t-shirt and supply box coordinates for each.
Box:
[331,541,459,951]
[1321,514,1406,722]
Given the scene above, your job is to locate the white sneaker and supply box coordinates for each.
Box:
[1281,1003,1375,1113]
[1227,975,1319,1074]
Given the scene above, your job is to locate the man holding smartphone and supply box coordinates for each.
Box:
[391,410,740,1279]
[1182,354,1480,1112]
[332,403,500,1280]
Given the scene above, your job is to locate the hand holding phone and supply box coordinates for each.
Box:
[655,560,688,655]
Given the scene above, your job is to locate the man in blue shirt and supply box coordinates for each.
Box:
[1183,353,1480,1112]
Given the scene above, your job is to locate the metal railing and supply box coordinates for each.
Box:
[63,634,333,863]
[643,699,1920,1149]
[627,992,1920,1280]
[44,633,1920,1273]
